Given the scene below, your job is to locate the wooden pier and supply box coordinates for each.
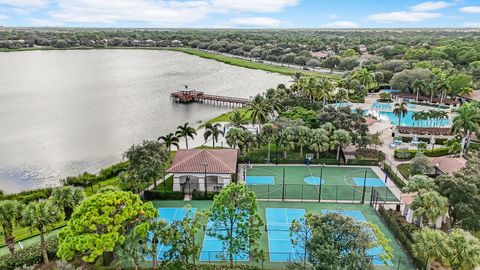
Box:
[170,88,250,107]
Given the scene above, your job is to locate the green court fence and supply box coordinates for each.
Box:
[247,184,400,204]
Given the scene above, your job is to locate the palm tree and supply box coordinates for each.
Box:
[428,81,437,104]
[21,200,62,264]
[411,191,448,227]
[228,110,247,129]
[176,123,197,149]
[260,123,277,162]
[296,126,312,158]
[451,102,480,157]
[459,86,474,98]
[331,129,351,161]
[158,133,179,151]
[304,77,317,103]
[204,123,224,148]
[335,88,350,104]
[310,128,330,158]
[51,186,85,220]
[435,79,451,105]
[147,219,168,269]
[314,78,335,107]
[0,200,21,255]
[393,102,408,126]
[412,111,423,127]
[413,228,449,270]
[264,88,284,117]
[352,68,376,90]
[411,79,426,102]
[247,94,270,127]
[374,71,384,87]
[278,127,297,159]
[225,127,246,149]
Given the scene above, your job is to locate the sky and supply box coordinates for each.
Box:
[0,0,480,28]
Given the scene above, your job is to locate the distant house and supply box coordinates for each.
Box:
[400,193,446,229]
[429,157,467,176]
[167,149,238,194]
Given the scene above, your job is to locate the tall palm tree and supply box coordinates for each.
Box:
[296,126,312,158]
[158,133,179,151]
[411,191,448,227]
[352,68,376,90]
[225,127,246,149]
[412,111,423,127]
[278,127,297,159]
[435,79,451,105]
[147,219,167,269]
[315,78,335,107]
[331,129,351,161]
[411,79,426,102]
[393,102,408,126]
[261,123,277,162]
[228,110,247,129]
[451,102,480,157]
[310,128,330,159]
[0,200,21,255]
[413,228,449,270]
[21,200,62,264]
[304,77,317,103]
[176,123,197,149]
[204,123,224,148]
[51,186,85,220]
[428,81,437,104]
[247,94,270,127]
[264,88,284,117]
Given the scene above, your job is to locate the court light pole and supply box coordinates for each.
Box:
[318,163,325,202]
[361,169,368,204]
[202,162,208,198]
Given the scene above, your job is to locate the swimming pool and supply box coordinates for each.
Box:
[375,110,450,127]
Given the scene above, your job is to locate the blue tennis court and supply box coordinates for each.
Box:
[266,208,306,262]
[145,208,197,261]
[321,210,392,265]
[200,220,249,262]
[246,176,275,185]
[353,177,386,187]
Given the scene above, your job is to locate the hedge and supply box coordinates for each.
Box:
[382,162,406,188]
[143,190,184,200]
[0,237,58,270]
[400,136,447,145]
[0,188,52,203]
[192,191,217,200]
[377,206,425,269]
[394,148,451,159]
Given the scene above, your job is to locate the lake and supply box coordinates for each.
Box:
[0,49,289,193]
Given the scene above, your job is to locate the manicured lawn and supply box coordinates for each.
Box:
[200,108,252,127]
[168,48,341,79]
[397,164,410,179]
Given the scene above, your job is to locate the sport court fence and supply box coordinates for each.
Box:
[247,184,400,204]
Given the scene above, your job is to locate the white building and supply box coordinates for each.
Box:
[167,149,238,194]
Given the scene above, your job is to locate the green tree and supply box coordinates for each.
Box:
[115,233,145,270]
[163,207,206,266]
[393,102,408,126]
[314,78,335,106]
[204,123,224,148]
[296,126,312,158]
[0,200,21,255]
[207,183,263,268]
[21,200,62,264]
[260,123,277,162]
[51,186,85,220]
[411,190,448,227]
[158,133,180,151]
[57,190,157,264]
[413,228,449,270]
[278,126,298,159]
[247,94,270,126]
[225,127,246,149]
[352,68,376,90]
[176,122,197,149]
[331,129,351,161]
[451,102,480,157]
[409,152,432,175]
[444,229,480,270]
[310,128,330,158]
[146,219,168,269]
[228,111,247,129]
[123,140,169,190]
[303,213,376,270]
[411,79,426,101]
[444,139,461,157]
[403,175,435,193]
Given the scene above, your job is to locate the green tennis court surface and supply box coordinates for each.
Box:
[246,165,398,202]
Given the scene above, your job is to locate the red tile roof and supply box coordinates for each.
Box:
[167,149,238,174]
[429,157,467,175]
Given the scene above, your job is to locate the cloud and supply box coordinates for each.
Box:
[28,18,64,26]
[464,22,480,27]
[365,11,441,23]
[411,1,452,11]
[0,0,48,8]
[327,14,339,20]
[322,21,359,28]
[210,0,298,13]
[460,6,480,13]
[230,17,282,27]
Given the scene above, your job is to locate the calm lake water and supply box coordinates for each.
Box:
[0,49,288,193]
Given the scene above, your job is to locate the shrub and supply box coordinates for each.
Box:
[382,162,406,188]
[0,188,52,203]
[143,190,184,200]
[394,148,451,159]
[98,161,128,181]
[63,172,97,187]
[192,191,217,200]
[0,237,58,270]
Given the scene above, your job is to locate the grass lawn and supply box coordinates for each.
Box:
[168,48,341,79]
[199,108,252,128]
[245,165,399,202]
[134,200,413,270]
[397,164,410,179]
